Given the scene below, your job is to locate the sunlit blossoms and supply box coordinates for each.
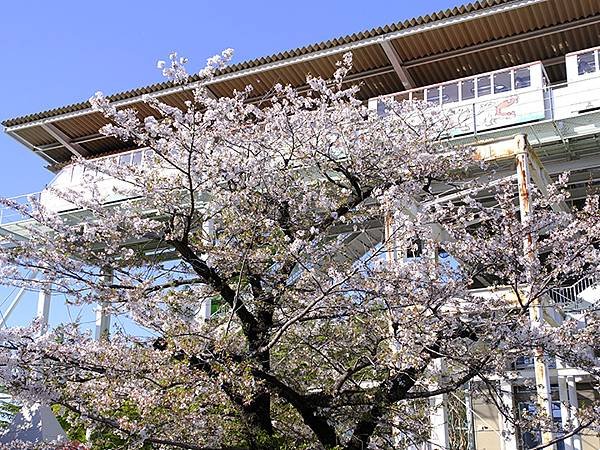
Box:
[0,51,598,449]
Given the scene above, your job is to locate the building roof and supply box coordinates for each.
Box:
[3,0,600,169]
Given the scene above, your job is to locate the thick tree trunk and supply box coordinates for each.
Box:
[241,391,275,449]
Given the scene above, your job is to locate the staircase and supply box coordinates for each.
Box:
[549,276,598,312]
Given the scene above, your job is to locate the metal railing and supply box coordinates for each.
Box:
[0,192,41,226]
[549,275,598,311]
[372,73,600,139]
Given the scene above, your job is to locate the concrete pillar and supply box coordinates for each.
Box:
[499,380,518,450]
[202,218,215,245]
[567,377,582,450]
[556,360,574,450]
[515,136,554,447]
[196,298,212,321]
[429,359,449,450]
[383,210,416,448]
[429,394,449,450]
[558,375,573,450]
[95,269,112,340]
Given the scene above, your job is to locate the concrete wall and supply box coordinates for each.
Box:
[473,396,502,450]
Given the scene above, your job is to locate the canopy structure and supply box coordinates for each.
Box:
[0,403,68,446]
[2,0,600,170]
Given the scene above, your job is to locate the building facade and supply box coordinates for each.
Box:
[1,1,600,449]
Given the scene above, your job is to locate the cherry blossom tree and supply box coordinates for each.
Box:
[0,50,599,449]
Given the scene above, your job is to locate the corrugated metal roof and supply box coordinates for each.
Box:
[4,0,600,170]
[2,0,513,128]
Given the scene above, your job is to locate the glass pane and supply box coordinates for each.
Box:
[411,90,424,101]
[441,83,459,104]
[577,51,596,75]
[461,79,475,100]
[477,76,491,97]
[132,151,143,166]
[426,87,440,105]
[493,71,512,93]
[514,67,531,89]
[118,153,131,166]
[144,149,156,166]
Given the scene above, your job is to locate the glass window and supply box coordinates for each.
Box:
[144,149,156,166]
[493,71,512,93]
[394,92,410,102]
[461,79,475,100]
[132,151,143,166]
[514,67,531,89]
[426,86,440,105]
[477,75,492,97]
[441,83,459,104]
[118,153,131,166]
[577,51,596,75]
[411,90,424,101]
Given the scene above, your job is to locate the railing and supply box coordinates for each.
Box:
[0,148,158,227]
[549,275,597,311]
[0,192,41,226]
[371,71,600,139]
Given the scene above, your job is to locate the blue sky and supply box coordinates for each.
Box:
[0,0,461,327]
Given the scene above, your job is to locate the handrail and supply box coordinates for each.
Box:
[0,192,42,226]
[549,275,597,311]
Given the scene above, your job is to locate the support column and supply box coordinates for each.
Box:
[430,393,450,450]
[464,383,476,450]
[36,281,51,330]
[384,210,407,448]
[557,360,574,450]
[429,357,449,450]
[558,376,573,450]
[499,380,518,450]
[515,134,554,448]
[567,377,582,450]
[196,217,216,322]
[95,269,112,340]
[0,271,39,329]
[196,298,212,321]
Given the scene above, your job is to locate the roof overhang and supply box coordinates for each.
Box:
[3,0,600,170]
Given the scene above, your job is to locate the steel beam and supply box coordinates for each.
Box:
[0,271,39,329]
[527,150,570,213]
[403,15,600,69]
[38,133,107,152]
[41,123,89,158]
[380,41,416,89]
[6,130,57,165]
